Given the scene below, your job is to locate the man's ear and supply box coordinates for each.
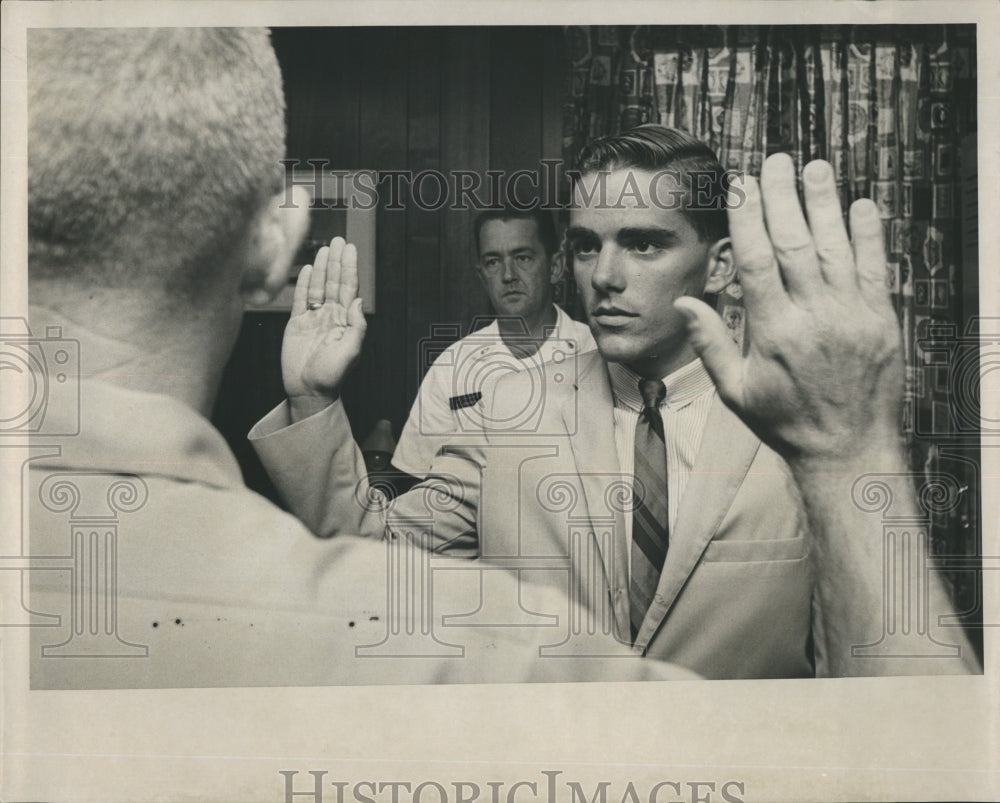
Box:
[549,251,567,285]
[239,186,310,306]
[703,237,735,294]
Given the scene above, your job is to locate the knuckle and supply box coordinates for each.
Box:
[735,248,775,274]
[772,239,815,261]
[815,244,853,264]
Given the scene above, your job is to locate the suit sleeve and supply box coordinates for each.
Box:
[250,399,483,556]
[250,400,385,540]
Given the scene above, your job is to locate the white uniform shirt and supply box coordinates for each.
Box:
[393,305,596,478]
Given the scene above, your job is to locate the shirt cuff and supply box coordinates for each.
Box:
[248,397,345,442]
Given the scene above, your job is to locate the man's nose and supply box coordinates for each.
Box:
[590,247,625,292]
[500,259,518,282]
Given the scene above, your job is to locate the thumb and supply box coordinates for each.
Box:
[673,297,742,406]
[347,297,367,333]
[344,298,368,356]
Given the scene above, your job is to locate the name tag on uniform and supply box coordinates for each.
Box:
[449,392,482,411]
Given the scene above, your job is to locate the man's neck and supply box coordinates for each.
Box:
[28,293,241,417]
[496,303,558,358]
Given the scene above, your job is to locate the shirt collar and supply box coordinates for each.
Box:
[477,304,572,360]
[34,378,245,490]
[608,358,715,412]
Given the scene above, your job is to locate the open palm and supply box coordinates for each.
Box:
[281,237,367,402]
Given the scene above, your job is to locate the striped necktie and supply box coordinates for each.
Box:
[630,377,668,644]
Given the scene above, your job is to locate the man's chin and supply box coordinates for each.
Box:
[494,295,529,316]
[591,331,641,364]
[494,305,526,318]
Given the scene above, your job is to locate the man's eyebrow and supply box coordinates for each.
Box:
[616,226,678,242]
[480,245,537,257]
[565,226,597,240]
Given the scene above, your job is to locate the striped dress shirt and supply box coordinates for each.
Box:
[608,359,716,578]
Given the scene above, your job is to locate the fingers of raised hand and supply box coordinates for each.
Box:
[850,199,891,309]
[292,263,313,316]
[338,243,359,308]
[324,237,346,303]
[759,153,822,298]
[727,171,785,316]
[307,245,330,309]
[802,160,854,288]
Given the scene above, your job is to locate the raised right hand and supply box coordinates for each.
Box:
[674,155,904,473]
[281,237,367,417]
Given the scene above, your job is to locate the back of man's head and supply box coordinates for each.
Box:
[573,124,730,243]
[28,28,286,303]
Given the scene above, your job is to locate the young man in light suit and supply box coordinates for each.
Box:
[251,127,978,679]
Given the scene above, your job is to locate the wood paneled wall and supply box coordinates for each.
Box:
[212,26,566,501]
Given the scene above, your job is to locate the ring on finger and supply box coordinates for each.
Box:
[307,301,323,311]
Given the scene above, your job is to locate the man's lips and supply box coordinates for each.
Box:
[592,307,638,326]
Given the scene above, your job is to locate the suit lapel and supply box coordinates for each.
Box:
[560,353,630,640]
[642,395,761,639]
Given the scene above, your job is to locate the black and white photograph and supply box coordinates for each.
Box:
[1,2,997,802]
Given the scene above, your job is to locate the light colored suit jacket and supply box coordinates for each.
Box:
[252,351,818,679]
[29,379,690,688]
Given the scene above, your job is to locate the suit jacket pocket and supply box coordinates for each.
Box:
[701,536,808,563]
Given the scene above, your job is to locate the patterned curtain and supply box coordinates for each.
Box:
[562,24,981,645]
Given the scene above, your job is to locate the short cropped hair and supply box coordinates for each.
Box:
[28,28,286,299]
[573,125,730,243]
[473,208,560,260]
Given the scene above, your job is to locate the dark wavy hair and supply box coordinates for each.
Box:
[572,124,731,243]
[473,208,560,259]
